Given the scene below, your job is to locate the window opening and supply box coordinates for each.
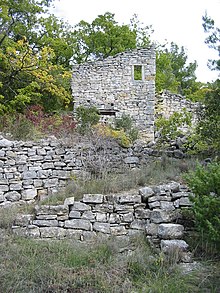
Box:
[133,65,143,80]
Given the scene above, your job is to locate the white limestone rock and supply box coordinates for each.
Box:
[83,194,104,204]
[158,223,184,239]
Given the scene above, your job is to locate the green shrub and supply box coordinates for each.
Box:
[115,113,139,143]
[184,162,220,246]
[155,109,192,145]
[76,106,100,134]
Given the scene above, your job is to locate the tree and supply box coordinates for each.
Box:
[0,38,71,114]
[194,15,220,155]
[202,13,220,71]
[155,42,200,97]
[0,0,73,113]
[72,12,137,63]
[196,79,220,155]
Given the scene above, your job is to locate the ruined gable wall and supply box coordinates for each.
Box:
[71,47,156,140]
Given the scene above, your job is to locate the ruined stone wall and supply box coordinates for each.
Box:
[156,91,199,123]
[71,47,156,140]
[12,182,192,261]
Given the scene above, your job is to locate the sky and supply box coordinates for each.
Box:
[51,0,220,83]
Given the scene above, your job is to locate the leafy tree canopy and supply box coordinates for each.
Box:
[156,42,202,98]
[72,12,153,63]
[202,13,220,71]
[0,0,73,113]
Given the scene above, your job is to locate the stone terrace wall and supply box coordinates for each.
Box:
[72,47,156,140]
[0,135,155,206]
[13,182,192,261]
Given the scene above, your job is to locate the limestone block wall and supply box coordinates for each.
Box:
[0,136,154,206]
[156,91,199,123]
[13,182,192,260]
[71,47,156,140]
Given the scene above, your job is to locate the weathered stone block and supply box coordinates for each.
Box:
[92,204,114,213]
[96,212,107,222]
[135,208,150,219]
[32,219,58,227]
[158,224,184,239]
[5,191,21,201]
[121,212,134,223]
[9,182,22,191]
[114,204,134,213]
[44,178,58,188]
[167,182,180,193]
[82,231,97,241]
[40,227,66,238]
[14,214,34,226]
[109,213,120,224]
[83,194,104,204]
[72,202,91,211]
[69,210,81,219]
[21,189,37,200]
[0,185,9,192]
[160,201,175,211]
[148,195,160,203]
[139,186,154,201]
[149,201,160,209]
[130,219,147,230]
[146,223,158,236]
[64,219,92,231]
[36,214,57,220]
[93,222,110,234]
[179,197,192,206]
[123,156,139,164]
[23,171,37,179]
[115,193,141,204]
[160,240,189,253]
[110,225,127,235]
[150,209,173,224]
[42,162,54,169]
[65,229,83,240]
[28,225,41,238]
[81,211,95,220]
[0,192,5,203]
[64,197,74,206]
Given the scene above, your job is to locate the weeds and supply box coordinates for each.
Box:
[1,234,218,293]
[41,156,196,205]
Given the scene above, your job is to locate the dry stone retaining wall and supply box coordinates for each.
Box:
[13,181,193,261]
[0,135,154,206]
[0,133,191,207]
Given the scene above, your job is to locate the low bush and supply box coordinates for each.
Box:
[75,106,100,134]
[115,113,139,143]
[184,162,220,247]
[0,105,76,140]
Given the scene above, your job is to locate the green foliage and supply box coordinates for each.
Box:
[155,109,192,144]
[185,163,220,246]
[156,42,200,97]
[196,80,220,156]
[202,13,220,71]
[115,113,139,143]
[0,105,76,140]
[73,12,137,63]
[76,106,100,134]
[72,12,153,63]
[0,0,73,113]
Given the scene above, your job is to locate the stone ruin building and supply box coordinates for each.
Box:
[71,47,198,141]
[71,47,156,141]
